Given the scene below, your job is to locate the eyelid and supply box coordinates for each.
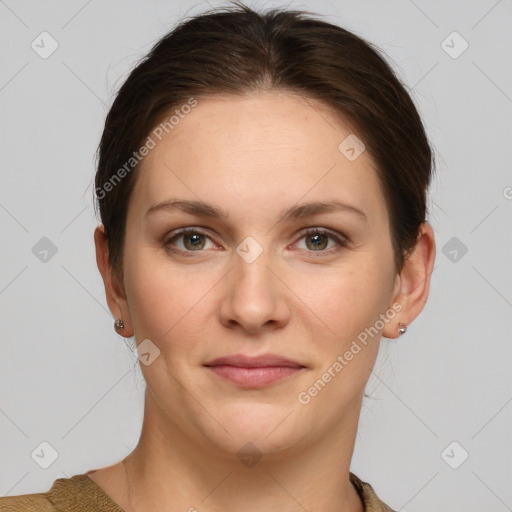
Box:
[291,227,348,253]
[164,226,348,256]
[295,226,347,242]
[164,227,220,253]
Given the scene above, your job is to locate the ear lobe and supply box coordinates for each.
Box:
[382,222,436,339]
[94,225,134,337]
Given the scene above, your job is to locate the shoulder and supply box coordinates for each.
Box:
[349,472,396,512]
[0,473,124,512]
[0,492,55,512]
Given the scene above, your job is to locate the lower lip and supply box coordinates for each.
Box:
[206,365,304,388]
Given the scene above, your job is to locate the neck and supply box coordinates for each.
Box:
[117,389,365,512]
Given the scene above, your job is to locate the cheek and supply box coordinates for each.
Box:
[123,249,213,345]
[294,260,393,345]
[293,266,392,417]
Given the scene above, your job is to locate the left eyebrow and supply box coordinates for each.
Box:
[145,198,367,223]
[278,200,367,223]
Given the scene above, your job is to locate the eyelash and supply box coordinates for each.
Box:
[164,227,348,258]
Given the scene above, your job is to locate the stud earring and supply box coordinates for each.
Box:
[398,322,407,335]
[114,319,125,333]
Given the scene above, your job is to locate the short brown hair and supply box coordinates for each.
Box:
[94,1,435,281]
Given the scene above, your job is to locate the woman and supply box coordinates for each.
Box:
[1,2,435,511]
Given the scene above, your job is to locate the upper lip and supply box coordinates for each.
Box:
[204,353,305,368]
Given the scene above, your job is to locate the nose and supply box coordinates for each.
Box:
[218,246,291,335]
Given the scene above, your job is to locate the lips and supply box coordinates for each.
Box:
[203,353,305,369]
[203,354,306,388]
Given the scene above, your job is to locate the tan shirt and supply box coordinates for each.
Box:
[0,472,395,511]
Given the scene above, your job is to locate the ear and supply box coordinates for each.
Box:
[94,224,134,337]
[383,222,436,339]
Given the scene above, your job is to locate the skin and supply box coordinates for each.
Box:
[92,90,435,512]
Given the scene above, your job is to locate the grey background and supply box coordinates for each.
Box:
[1,1,511,510]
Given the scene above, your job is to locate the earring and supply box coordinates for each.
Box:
[114,319,125,333]
[398,322,407,335]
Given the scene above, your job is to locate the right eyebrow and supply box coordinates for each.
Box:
[146,199,226,219]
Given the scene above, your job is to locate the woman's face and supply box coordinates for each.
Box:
[117,91,402,458]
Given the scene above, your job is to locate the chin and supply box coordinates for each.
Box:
[198,405,310,459]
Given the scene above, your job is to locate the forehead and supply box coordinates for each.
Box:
[128,90,387,224]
